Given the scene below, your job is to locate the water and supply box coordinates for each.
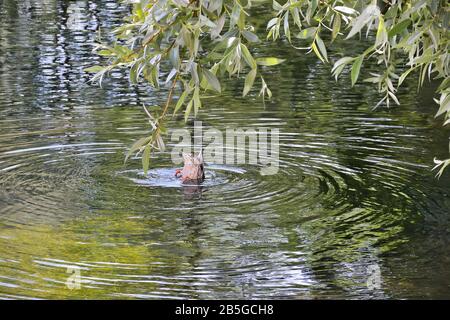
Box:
[1,0,450,299]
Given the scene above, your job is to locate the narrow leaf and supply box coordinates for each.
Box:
[142,144,151,175]
[184,99,193,122]
[296,27,316,39]
[334,6,358,15]
[242,30,260,43]
[283,12,291,42]
[315,36,328,62]
[388,19,411,38]
[388,91,400,105]
[351,55,364,86]
[256,57,285,66]
[243,69,257,97]
[241,44,257,69]
[332,57,354,72]
[85,66,104,73]
[346,5,380,40]
[193,87,201,116]
[332,14,341,41]
[202,69,221,93]
[311,42,324,63]
[173,89,189,115]
[375,17,387,47]
[125,136,152,163]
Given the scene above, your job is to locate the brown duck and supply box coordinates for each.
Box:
[175,152,205,184]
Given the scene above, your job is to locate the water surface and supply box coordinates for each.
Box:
[1,0,450,299]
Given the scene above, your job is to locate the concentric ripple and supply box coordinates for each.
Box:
[1,0,450,300]
[118,164,245,188]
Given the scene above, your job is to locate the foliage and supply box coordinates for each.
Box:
[86,0,450,175]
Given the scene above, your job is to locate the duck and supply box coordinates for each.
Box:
[175,151,205,184]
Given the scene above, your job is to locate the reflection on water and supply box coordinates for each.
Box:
[1,0,450,299]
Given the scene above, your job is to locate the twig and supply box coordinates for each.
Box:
[161,74,179,118]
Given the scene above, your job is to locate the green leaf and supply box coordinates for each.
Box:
[433,158,450,179]
[332,14,341,41]
[129,63,139,84]
[237,10,246,30]
[240,44,257,69]
[208,0,223,13]
[173,89,189,115]
[191,63,199,85]
[306,0,318,25]
[398,67,416,87]
[384,4,398,19]
[193,28,200,56]
[259,76,272,99]
[315,36,328,62]
[181,27,193,53]
[84,66,104,73]
[375,16,387,47]
[134,3,144,21]
[211,14,225,39]
[184,99,193,122]
[310,42,322,63]
[388,19,411,38]
[242,30,260,43]
[125,136,152,163]
[388,91,400,105]
[351,55,364,86]
[291,7,301,28]
[230,4,241,28]
[142,144,151,175]
[332,57,354,73]
[273,0,283,11]
[155,134,165,152]
[267,17,279,30]
[334,6,358,16]
[98,50,113,56]
[169,46,180,69]
[283,12,291,42]
[200,15,216,28]
[296,27,316,39]
[332,64,346,80]
[256,57,285,66]
[243,69,257,97]
[346,5,380,40]
[202,69,221,93]
[436,94,450,117]
[165,68,177,84]
[363,77,380,83]
[437,78,450,92]
[193,87,201,116]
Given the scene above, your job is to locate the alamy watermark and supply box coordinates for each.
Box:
[66,266,81,290]
[66,4,84,31]
[170,121,280,175]
[366,264,381,290]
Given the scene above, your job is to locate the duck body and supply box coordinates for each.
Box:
[175,152,205,184]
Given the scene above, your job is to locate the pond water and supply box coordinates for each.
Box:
[1,0,449,299]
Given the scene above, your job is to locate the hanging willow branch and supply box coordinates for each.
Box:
[87,0,450,175]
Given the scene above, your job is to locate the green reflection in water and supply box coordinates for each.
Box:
[0,0,449,300]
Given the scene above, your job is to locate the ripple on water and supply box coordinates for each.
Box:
[118,164,246,188]
[1,0,450,300]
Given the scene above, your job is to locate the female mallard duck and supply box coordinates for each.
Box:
[175,152,205,184]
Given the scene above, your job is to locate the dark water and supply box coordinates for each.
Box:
[1,0,450,299]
